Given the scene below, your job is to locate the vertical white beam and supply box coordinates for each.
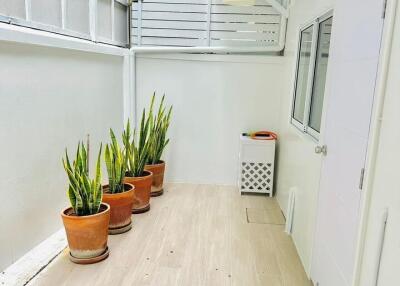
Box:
[126,2,130,46]
[123,53,131,124]
[137,0,142,45]
[206,0,212,46]
[111,0,115,41]
[278,14,287,49]
[61,0,67,29]
[123,50,135,125]
[89,0,97,41]
[25,0,31,21]
[132,52,137,127]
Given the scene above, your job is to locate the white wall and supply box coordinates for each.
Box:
[0,41,124,270]
[135,54,285,185]
[359,2,400,284]
[274,0,334,275]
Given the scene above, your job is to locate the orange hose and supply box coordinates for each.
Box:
[250,131,278,140]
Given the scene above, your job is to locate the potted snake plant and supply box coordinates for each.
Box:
[61,142,110,264]
[123,104,153,213]
[145,94,172,197]
[102,129,135,234]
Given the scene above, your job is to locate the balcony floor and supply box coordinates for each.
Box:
[29,184,311,286]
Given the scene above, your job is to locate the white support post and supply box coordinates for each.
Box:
[111,0,115,41]
[61,0,67,29]
[89,0,97,41]
[137,0,142,45]
[24,0,31,21]
[126,1,130,47]
[123,50,135,125]
[206,0,212,46]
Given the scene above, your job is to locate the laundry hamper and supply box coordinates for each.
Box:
[238,132,277,197]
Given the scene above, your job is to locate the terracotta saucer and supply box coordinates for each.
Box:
[150,188,164,197]
[69,247,109,264]
[132,204,150,214]
[109,222,132,235]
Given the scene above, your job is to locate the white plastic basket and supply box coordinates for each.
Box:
[238,134,276,196]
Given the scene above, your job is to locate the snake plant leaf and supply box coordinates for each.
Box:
[123,94,157,178]
[147,94,173,164]
[105,129,127,194]
[62,142,103,216]
[104,145,113,186]
[67,186,77,212]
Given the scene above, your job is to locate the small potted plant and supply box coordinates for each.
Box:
[102,129,135,234]
[61,142,110,264]
[145,94,172,197]
[123,108,153,213]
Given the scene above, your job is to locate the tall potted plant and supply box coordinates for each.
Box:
[145,94,172,197]
[61,142,110,264]
[102,129,135,234]
[123,105,153,213]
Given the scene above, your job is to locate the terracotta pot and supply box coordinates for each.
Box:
[145,161,166,197]
[124,170,153,214]
[102,183,135,234]
[61,203,110,264]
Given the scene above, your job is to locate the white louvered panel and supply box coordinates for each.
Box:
[211,22,280,33]
[137,3,207,13]
[210,0,281,47]
[131,0,283,48]
[132,19,205,30]
[210,13,281,24]
[132,36,206,47]
[133,11,208,22]
[133,28,207,39]
[210,39,276,47]
[132,0,208,47]
[211,4,277,14]
[141,0,207,3]
[211,31,277,41]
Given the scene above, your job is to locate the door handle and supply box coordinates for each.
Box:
[315,145,327,156]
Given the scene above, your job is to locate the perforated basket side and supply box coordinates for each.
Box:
[240,162,273,193]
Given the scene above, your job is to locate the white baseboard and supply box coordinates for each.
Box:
[0,229,67,286]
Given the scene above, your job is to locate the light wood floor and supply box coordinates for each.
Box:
[30,184,312,286]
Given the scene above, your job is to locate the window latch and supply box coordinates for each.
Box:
[315,145,327,156]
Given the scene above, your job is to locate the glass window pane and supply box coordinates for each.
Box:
[0,0,26,18]
[308,17,332,132]
[97,0,112,40]
[31,0,62,27]
[293,25,314,123]
[114,2,128,44]
[66,0,90,35]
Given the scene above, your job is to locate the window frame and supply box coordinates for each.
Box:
[290,10,333,140]
[0,0,129,47]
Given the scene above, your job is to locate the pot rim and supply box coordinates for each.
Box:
[102,183,135,194]
[61,203,110,219]
[145,160,165,167]
[125,170,153,179]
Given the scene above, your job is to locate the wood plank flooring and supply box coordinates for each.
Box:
[29,184,312,286]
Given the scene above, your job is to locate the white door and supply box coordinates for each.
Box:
[311,0,385,285]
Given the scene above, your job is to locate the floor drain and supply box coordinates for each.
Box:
[246,208,285,225]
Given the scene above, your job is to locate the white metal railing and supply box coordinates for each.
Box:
[0,0,129,47]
